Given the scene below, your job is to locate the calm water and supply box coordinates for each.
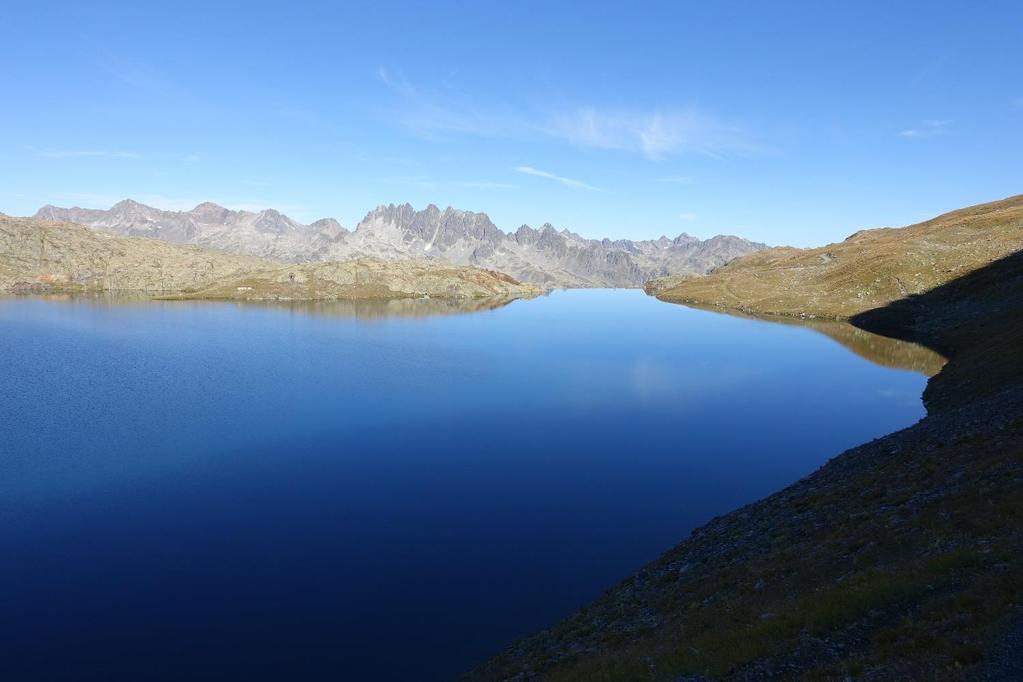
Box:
[0,290,936,680]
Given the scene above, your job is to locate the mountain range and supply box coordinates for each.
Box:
[1,214,539,301]
[34,200,766,287]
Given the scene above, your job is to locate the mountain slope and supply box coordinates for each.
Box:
[172,258,541,302]
[35,199,349,263]
[34,200,766,287]
[470,197,1023,681]
[0,216,539,300]
[2,214,268,293]
[652,194,1023,318]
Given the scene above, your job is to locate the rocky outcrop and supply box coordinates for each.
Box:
[1,214,269,293]
[34,200,767,287]
[169,259,542,302]
[0,215,540,301]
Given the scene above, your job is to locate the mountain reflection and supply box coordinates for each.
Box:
[677,303,946,377]
[241,296,523,318]
[1,292,523,319]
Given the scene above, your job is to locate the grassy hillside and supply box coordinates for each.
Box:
[0,216,540,300]
[470,201,1023,680]
[169,258,540,301]
[0,215,268,293]
[654,194,1023,319]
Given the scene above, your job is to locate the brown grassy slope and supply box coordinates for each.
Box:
[0,216,540,300]
[171,258,541,301]
[0,215,269,293]
[655,194,1023,319]
[468,221,1023,681]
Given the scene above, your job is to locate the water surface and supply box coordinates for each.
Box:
[0,290,935,680]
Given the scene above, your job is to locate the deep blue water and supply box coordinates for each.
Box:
[0,290,931,680]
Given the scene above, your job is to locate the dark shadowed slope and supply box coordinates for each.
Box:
[469,250,1023,680]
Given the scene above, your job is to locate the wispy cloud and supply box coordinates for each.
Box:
[37,149,141,159]
[101,52,199,106]
[30,147,200,163]
[679,212,698,221]
[377,68,761,160]
[348,151,423,167]
[96,49,214,121]
[897,119,951,138]
[512,166,607,192]
[377,67,524,141]
[380,175,517,191]
[657,176,693,184]
[455,181,518,189]
[382,175,441,190]
[547,109,758,160]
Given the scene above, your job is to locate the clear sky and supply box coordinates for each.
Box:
[2,1,1021,246]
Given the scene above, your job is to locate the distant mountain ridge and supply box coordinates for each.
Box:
[0,214,539,301]
[34,200,348,264]
[34,199,767,287]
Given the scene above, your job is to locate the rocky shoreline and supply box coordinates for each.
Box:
[469,199,1023,680]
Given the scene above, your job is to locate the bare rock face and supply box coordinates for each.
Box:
[35,200,767,287]
[34,200,350,263]
[0,215,541,301]
[335,204,766,287]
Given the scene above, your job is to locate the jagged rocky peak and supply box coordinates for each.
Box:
[190,201,232,223]
[253,208,296,234]
[514,224,539,246]
[535,224,567,252]
[360,202,418,230]
[309,217,347,234]
[106,199,151,215]
[109,199,159,220]
[359,203,504,245]
[703,234,769,252]
[34,204,63,219]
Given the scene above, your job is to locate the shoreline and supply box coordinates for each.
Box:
[469,249,1023,679]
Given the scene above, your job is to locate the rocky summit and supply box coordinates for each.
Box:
[34,200,766,287]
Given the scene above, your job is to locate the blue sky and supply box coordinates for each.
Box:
[1,1,1021,246]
